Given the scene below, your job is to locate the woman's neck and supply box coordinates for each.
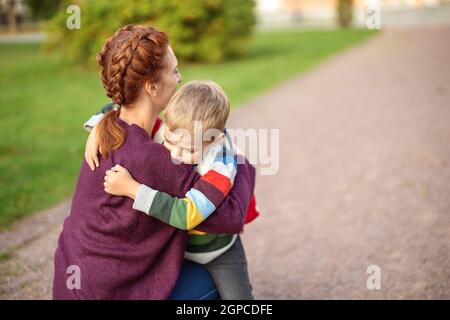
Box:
[119,100,159,137]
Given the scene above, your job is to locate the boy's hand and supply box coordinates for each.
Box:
[104,164,140,199]
[85,126,100,171]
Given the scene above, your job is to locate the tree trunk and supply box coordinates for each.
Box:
[6,0,18,33]
[337,0,353,28]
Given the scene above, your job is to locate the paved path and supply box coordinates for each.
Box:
[0,32,45,44]
[1,26,449,299]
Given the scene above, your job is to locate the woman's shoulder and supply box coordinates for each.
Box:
[122,124,166,158]
[120,123,194,174]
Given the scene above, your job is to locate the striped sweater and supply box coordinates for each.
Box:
[133,124,239,264]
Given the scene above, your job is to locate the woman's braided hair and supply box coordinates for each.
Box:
[95,25,169,158]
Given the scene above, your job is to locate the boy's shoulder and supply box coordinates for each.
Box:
[151,117,163,140]
[152,121,165,144]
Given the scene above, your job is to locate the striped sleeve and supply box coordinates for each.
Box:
[83,102,113,132]
[132,132,238,230]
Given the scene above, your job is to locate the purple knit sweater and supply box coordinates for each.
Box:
[53,119,255,300]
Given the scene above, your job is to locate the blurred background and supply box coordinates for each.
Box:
[0,0,449,299]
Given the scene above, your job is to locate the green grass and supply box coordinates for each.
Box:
[0,28,377,228]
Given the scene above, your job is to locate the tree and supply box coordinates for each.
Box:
[4,0,18,33]
[337,0,353,28]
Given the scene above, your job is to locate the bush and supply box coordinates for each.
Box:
[45,0,256,64]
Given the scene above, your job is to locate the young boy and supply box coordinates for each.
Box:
[84,80,259,299]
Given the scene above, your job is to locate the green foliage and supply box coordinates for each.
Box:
[25,0,63,20]
[45,0,256,64]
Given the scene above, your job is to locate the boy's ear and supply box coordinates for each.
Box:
[211,132,225,142]
[144,81,158,97]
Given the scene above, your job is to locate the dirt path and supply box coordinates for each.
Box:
[1,26,449,299]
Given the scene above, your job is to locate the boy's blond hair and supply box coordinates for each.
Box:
[163,80,230,133]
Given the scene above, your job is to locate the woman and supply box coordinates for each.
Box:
[52,25,255,299]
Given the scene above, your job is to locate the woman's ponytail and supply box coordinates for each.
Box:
[96,107,124,158]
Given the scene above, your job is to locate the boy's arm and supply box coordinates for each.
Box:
[83,102,113,132]
[195,156,255,234]
[132,137,237,230]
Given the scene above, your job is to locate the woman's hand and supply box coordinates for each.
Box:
[104,164,140,199]
[85,126,100,171]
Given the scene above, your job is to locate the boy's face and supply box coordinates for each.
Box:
[163,126,223,165]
